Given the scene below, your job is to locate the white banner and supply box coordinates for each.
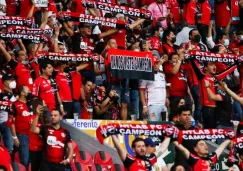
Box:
[34,0,48,7]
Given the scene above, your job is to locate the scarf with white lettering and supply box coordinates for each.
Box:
[0,16,35,28]
[96,123,178,144]
[59,12,126,28]
[185,50,240,63]
[0,33,48,43]
[96,123,235,144]
[82,1,153,20]
[177,129,235,144]
[233,135,243,151]
[0,101,12,111]
[37,52,101,62]
[8,26,53,37]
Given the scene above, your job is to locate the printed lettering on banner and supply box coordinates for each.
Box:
[34,0,49,7]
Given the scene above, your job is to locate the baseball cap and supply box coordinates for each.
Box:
[2,73,14,82]
[144,137,159,147]
[153,56,160,63]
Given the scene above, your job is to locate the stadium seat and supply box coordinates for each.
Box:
[12,162,26,171]
[75,162,89,171]
[94,151,115,171]
[78,151,96,170]
[114,164,126,171]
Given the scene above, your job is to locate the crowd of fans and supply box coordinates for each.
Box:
[0,0,242,170]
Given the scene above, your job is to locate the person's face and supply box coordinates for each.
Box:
[18,50,28,62]
[84,81,93,94]
[219,35,228,44]
[175,165,185,171]
[167,32,175,42]
[108,39,118,49]
[43,64,54,77]
[154,62,160,71]
[50,110,62,125]
[191,30,200,39]
[178,99,185,107]
[146,145,156,154]
[133,141,146,157]
[178,110,191,123]
[48,15,56,27]
[100,86,106,97]
[0,40,6,49]
[80,25,92,36]
[8,51,15,60]
[21,86,30,97]
[205,62,216,75]
[58,44,65,53]
[67,21,74,29]
[232,31,238,41]
[170,54,179,65]
[194,140,209,156]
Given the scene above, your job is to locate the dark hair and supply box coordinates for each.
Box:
[39,58,53,74]
[189,28,198,38]
[168,52,178,61]
[18,86,25,96]
[177,105,191,115]
[152,25,161,35]
[82,78,93,85]
[51,108,62,116]
[0,165,7,171]
[162,30,172,43]
[132,137,144,148]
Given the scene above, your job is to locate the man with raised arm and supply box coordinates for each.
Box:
[111,135,170,170]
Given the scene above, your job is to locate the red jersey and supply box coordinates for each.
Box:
[29,56,40,79]
[166,0,181,24]
[13,100,33,135]
[163,43,175,55]
[29,124,44,151]
[8,59,33,91]
[0,146,11,171]
[141,0,155,6]
[40,125,72,163]
[149,36,163,54]
[231,0,239,25]
[197,0,211,25]
[110,29,126,49]
[0,71,3,93]
[182,0,197,25]
[123,154,157,171]
[32,76,57,111]
[20,0,37,17]
[188,153,217,171]
[71,0,85,13]
[55,70,72,101]
[163,62,187,96]
[215,0,231,27]
[183,62,198,88]
[6,0,18,16]
[70,69,82,101]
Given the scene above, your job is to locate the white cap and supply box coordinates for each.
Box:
[48,11,56,17]
[115,13,125,19]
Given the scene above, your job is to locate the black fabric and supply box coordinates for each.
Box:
[30,150,43,171]
[202,106,216,128]
[40,161,66,171]
[215,90,233,126]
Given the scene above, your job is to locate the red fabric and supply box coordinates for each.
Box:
[163,43,175,55]
[29,128,44,151]
[108,29,126,49]
[163,62,187,96]
[0,71,3,93]
[216,62,228,73]
[48,0,57,14]
[71,0,85,14]
[6,0,18,16]
[214,0,230,27]
[55,70,72,101]
[29,56,40,78]
[80,104,89,119]
[182,0,196,25]
[70,71,82,101]
[199,74,216,107]
[183,62,198,88]
[166,0,181,24]
[141,0,155,6]
[41,126,72,163]
[19,0,37,17]
[197,0,211,25]
[32,76,56,111]
[149,36,163,54]
[104,56,123,83]
[189,153,217,171]
[0,146,11,171]
[15,62,33,91]
[13,101,34,135]
[231,0,239,25]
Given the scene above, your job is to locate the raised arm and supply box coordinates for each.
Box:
[63,22,74,37]
[111,135,127,161]
[206,21,215,49]
[204,80,223,101]
[215,139,230,157]
[173,141,190,160]
[31,105,43,134]
[99,28,118,39]
[154,137,171,157]
[0,42,12,62]
[221,82,243,105]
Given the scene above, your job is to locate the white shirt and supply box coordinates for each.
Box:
[139,71,166,106]
[174,27,192,46]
